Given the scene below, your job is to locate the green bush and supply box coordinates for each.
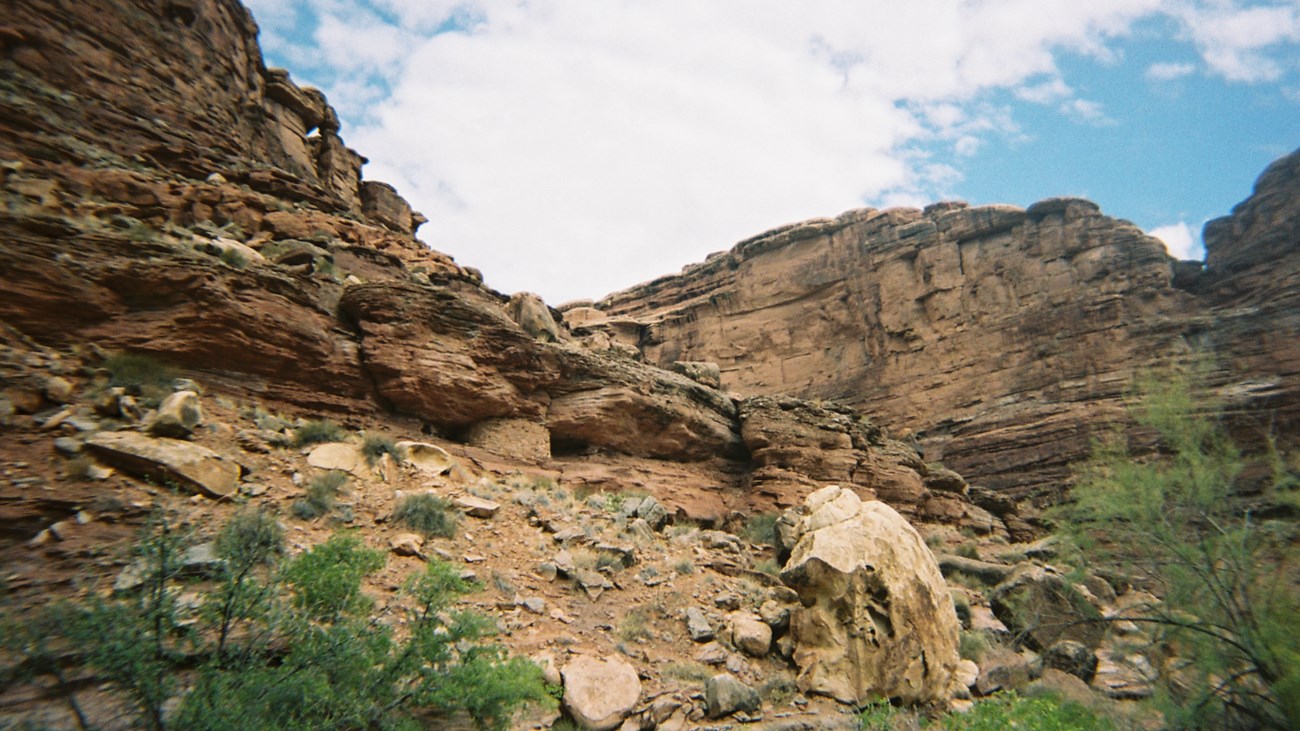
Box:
[292,419,346,447]
[939,691,1110,731]
[3,518,549,731]
[218,246,247,268]
[394,492,458,538]
[104,352,176,404]
[291,471,347,520]
[740,512,779,546]
[1065,371,1300,730]
[361,433,405,466]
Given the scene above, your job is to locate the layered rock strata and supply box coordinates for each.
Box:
[591,158,1300,498]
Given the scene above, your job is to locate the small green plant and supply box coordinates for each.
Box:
[618,608,652,642]
[63,455,96,481]
[394,492,458,538]
[291,419,346,447]
[939,691,1111,731]
[218,246,247,268]
[663,661,713,684]
[740,513,780,546]
[673,559,696,575]
[104,352,176,403]
[754,558,781,576]
[859,699,898,730]
[955,542,981,560]
[125,221,159,242]
[958,629,990,662]
[361,433,405,466]
[291,470,347,520]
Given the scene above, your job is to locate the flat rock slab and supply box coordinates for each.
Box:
[86,431,240,498]
[306,442,367,476]
[453,494,500,518]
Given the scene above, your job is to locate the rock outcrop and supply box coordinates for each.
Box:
[590,164,1300,500]
[779,486,962,704]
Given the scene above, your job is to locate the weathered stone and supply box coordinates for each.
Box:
[454,495,500,518]
[395,441,456,475]
[390,533,425,558]
[975,652,1037,696]
[562,655,641,730]
[671,361,722,389]
[507,291,562,343]
[779,486,961,704]
[85,431,239,498]
[463,418,551,462]
[704,673,760,719]
[305,442,367,476]
[990,565,1104,651]
[686,607,715,642]
[1044,639,1099,683]
[147,390,203,438]
[729,611,772,657]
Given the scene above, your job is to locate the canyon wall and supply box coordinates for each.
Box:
[591,157,1300,498]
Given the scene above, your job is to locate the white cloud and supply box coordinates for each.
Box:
[1145,61,1196,81]
[241,0,1297,302]
[1177,3,1300,82]
[1148,221,1204,260]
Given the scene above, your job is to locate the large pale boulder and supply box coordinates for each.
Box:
[85,431,240,498]
[147,390,203,438]
[562,655,641,730]
[779,486,961,704]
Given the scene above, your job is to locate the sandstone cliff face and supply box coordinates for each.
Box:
[0,0,1011,536]
[592,165,1300,499]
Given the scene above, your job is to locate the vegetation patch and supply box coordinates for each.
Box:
[291,419,346,447]
[394,492,458,538]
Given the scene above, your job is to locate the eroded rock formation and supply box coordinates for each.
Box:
[780,486,962,704]
[588,165,1300,499]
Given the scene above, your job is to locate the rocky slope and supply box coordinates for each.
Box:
[0,1,1292,728]
[588,157,1300,499]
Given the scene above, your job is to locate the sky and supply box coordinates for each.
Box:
[242,0,1300,304]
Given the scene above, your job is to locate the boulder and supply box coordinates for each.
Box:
[464,418,551,462]
[671,361,722,389]
[85,431,239,498]
[704,673,760,719]
[147,390,203,438]
[306,442,367,476]
[507,291,562,343]
[686,607,715,642]
[1044,639,1099,683]
[562,655,641,730]
[990,565,1104,650]
[729,612,772,657]
[395,441,456,475]
[779,486,961,704]
[453,495,500,518]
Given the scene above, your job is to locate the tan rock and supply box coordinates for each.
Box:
[453,495,500,518]
[390,533,425,558]
[507,291,562,342]
[729,612,772,657]
[147,390,203,438]
[561,655,641,730]
[463,418,551,462]
[780,486,961,704]
[395,441,456,475]
[85,431,239,499]
[306,442,367,476]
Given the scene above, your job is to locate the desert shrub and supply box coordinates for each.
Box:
[663,661,713,684]
[618,608,652,642]
[4,519,548,731]
[218,247,247,268]
[290,471,347,521]
[104,351,176,404]
[1065,371,1300,730]
[394,492,458,538]
[939,691,1110,731]
[740,512,779,546]
[858,699,899,730]
[291,418,346,447]
[673,559,696,575]
[958,629,990,662]
[754,558,782,576]
[361,433,404,465]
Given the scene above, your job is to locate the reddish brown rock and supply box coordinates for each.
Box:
[596,157,1300,499]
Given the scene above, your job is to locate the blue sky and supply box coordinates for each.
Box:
[243,0,1300,303]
